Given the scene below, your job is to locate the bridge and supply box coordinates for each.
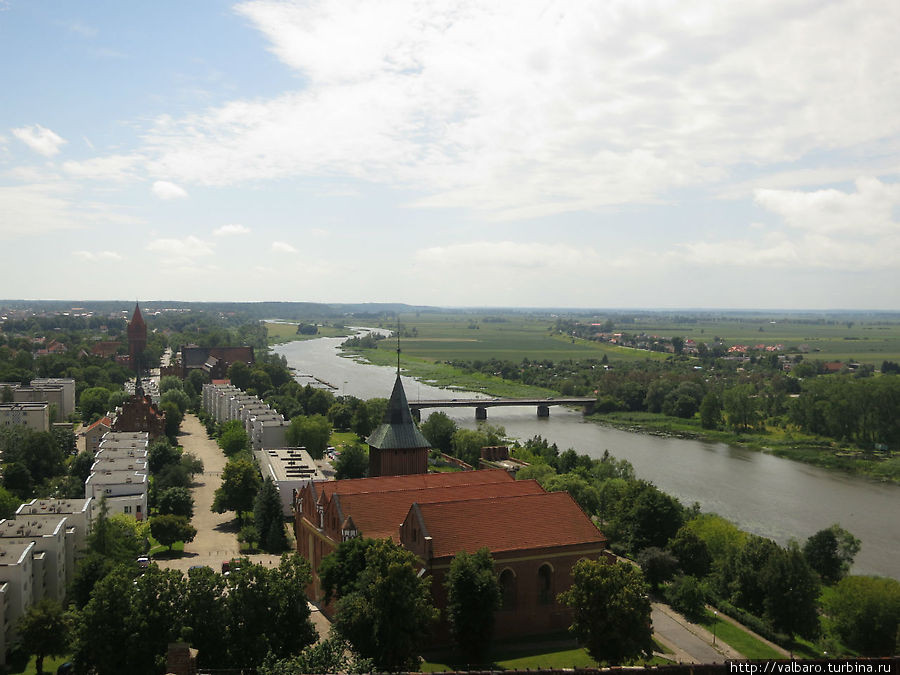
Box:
[408,397,596,420]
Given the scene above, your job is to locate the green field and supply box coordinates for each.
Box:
[355,312,900,366]
[265,321,350,345]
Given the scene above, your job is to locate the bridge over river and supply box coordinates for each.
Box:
[408,396,596,420]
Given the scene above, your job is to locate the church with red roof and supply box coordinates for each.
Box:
[293,373,610,643]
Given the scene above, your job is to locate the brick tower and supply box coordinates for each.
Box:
[127,302,147,372]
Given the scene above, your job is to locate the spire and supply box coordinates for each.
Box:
[396,316,401,376]
[131,302,145,326]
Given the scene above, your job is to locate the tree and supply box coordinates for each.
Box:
[615,480,684,552]
[157,486,194,519]
[699,392,722,430]
[148,439,181,474]
[228,361,251,390]
[150,514,196,550]
[824,575,900,656]
[335,442,368,480]
[558,559,654,666]
[667,526,712,578]
[79,386,112,422]
[70,449,96,484]
[254,477,287,553]
[803,524,860,584]
[160,400,182,440]
[160,388,191,415]
[544,473,601,515]
[0,485,21,519]
[450,427,491,466]
[159,375,184,394]
[723,384,760,432]
[212,457,261,521]
[636,546,678,590]
[221,554,318,668]
[259,636,372,675]
[664,575,706,622]
[319,536,378,604]
[180,451,204,479]
[333,539,439,672]
[15,599,69,675]
[760,542,820,640]
[420,412,457,453]
[218,425,250,457]
[287,414,331,459]
[445,548,501,664]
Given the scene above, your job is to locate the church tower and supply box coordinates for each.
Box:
[366,331,430,477]
[127,302,147,372]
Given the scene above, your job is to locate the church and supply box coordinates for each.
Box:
[294,368,609,642]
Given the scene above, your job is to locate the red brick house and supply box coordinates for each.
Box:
[293,469,609,642]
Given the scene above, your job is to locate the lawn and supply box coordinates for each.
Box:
[422,641,674,671]
[5,653,72,675]
[699,610,785,660]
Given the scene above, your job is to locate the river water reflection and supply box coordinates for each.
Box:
[274,336,899,580]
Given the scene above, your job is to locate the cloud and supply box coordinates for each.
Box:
[12,125,67,157]
[147,235,214,258]
[73,250,122,261]
[213,223,250,236]
[133,0,900,219]
[0,181,140,239]
[754,177,900,235]
[66,20,98,38]
[63,154,143,182]
[271,241,297,253]
[151,180,188,200]
[677,178,900,271]
[416,241,599,270]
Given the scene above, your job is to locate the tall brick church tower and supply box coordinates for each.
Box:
[127,302,147,372]
[366,333,431,477]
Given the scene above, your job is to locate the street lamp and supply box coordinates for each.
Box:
[713,610,718,646]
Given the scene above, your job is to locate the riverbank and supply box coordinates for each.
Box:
[591,411,900,484]
[265,321,350,346]
[341,345,900,484]
[341,345,557,398]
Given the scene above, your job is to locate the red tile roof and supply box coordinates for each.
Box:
[319,468,514,502]
[334,479,545,542]
[84,416,112,433]
[412,491,607,559]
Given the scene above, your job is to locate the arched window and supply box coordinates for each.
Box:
[499,568,517,611]
[538,564,554,605]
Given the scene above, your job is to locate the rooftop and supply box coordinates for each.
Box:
[318,468,514,503]
[410,491,607,559]
[333,479,545,542]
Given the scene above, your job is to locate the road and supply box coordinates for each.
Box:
[652,602,743,664]
[155,413,281,573]
[154,414,332,639]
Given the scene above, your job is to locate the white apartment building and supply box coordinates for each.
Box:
[0,517,69,606]
[28,378,75,418]
[85,469,148,521]
[0,403,50,432]
[0,541,35,666]
[254,447,325,516]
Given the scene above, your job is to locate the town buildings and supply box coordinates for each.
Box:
[0,497,92,665]
[294,374,610,643]
[0,403,50,432]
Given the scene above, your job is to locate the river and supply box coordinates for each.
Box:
[274,335,900,580]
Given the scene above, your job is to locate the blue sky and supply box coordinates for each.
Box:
[1,0,898,309]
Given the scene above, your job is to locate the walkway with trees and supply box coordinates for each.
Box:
[156,413,280,573]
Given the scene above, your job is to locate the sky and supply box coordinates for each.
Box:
[1,0,899,310]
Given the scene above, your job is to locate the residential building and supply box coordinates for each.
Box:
[0,403,50,432]
[254,447,325,516]
[0,542,35,665]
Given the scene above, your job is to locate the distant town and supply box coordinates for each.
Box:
[0,300,897,673]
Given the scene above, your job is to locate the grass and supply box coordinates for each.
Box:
[147,537,185,557]
[421,641,674,672]
[4,653,71,675]
[265,321,350,345]
[699,610,785,660]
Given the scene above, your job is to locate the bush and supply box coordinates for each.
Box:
[664,575,706,622]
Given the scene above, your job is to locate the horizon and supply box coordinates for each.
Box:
[2,2,899,308]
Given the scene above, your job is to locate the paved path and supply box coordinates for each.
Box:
[155,414,281,573]
[652,602,743,664]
